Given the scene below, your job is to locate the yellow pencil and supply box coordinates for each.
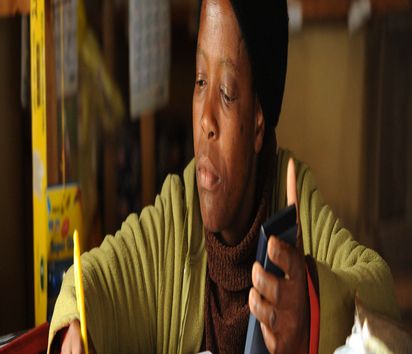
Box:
[73,229,89,354]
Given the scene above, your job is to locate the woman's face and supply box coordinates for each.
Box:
[193,0,264,245]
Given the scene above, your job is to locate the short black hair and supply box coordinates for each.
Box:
[197,0,289,131]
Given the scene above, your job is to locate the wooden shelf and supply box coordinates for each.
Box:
[302,0,412,21]
[0,0,29,16]
[2,0,410,19]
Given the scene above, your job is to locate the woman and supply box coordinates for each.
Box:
[49,0,399,353]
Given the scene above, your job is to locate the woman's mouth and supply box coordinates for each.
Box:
[196,156,221,192]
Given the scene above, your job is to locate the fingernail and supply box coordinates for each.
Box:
[260,322,266,336]
[253,263,261,288]
[269,239,279,259]
[256,272,261,288]
[270,309,277,330]
[252,290,257,309]
[252,263,257,283]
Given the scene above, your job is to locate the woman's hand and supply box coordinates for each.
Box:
[249,158,309,354]
[61,320,95,354]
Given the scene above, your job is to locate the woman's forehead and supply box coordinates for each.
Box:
[197,0,246,68]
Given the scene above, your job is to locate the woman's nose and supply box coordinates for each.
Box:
[201,94,218,140]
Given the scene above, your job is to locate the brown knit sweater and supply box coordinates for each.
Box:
[204,148,275,354]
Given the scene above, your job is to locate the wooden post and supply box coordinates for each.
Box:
[102,0,118,234]
[45,0,58,185]
[140,112,156,207]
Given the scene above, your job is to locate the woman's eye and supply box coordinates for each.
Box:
[196,79,206,88]
[221,88,235,104]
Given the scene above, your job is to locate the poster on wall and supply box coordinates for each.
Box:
[129,0,170,119]
[53,0,78,98]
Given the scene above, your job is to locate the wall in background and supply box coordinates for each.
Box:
[277,24,365,237]
[278,23,412,329]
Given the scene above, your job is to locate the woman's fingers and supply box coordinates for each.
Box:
[248,159,308,354]
[267,236,295,278]
[61,320,84,354]
[286,157,304,252]
[252,262,282,306]
[261,322,278,354]
[286,158,298,209]
[249,287,278,332]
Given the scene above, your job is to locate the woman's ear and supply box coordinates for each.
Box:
[254,97,265,154]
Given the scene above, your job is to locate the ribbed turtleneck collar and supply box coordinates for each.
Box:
[204,193,268,292]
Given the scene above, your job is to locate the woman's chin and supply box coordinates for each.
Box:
[201,215,221,233]
[200,205,224,233]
